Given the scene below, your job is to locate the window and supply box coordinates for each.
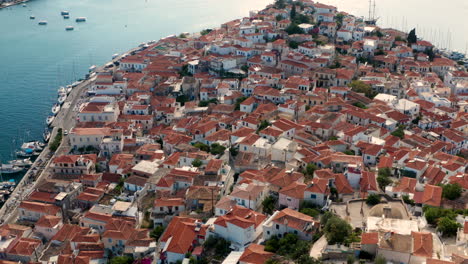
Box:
[310,194,317,199]
[276,224,279,230]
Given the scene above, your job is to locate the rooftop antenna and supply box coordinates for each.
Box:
[368,0,372,21]
[372,0,376,21]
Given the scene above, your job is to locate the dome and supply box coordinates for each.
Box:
[368,203,406,219]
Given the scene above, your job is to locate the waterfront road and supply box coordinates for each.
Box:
[0,50,135,224]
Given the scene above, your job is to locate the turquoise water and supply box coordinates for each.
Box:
[0,0,272,164]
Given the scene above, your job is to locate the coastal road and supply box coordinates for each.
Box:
[0,49,136,224]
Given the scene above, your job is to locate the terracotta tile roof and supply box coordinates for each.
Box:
[154,197,185,207]
[35,215,61,228]
[280,181,306,200]
[361,232,379,244]
[412,231,433,258]
[416,185,442,207]
[360,171,378,192]
[7,238,41,256]
[238,244,274,264]
[271,208,319,233]
[334,173,354,194]
[160,217,207,255]
[52,224,91,242]
[214,205,266,229]
[393,177,417,194]
[19,201,60,215]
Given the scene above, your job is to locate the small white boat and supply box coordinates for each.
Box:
[71,81,81,87]
[0,164,24,174]
[52,103,61,115]
[30,15,35,19]
[65,26,74,31]
[43,130,51,142]
[22,3,26,7]
[38,20,47,25]
[58,86,66,94]
[61,11,69,15]
[21,141,43,152]
[46,115,55,126]
[112,53,119,59]
[75,17,86,22]
[63,15,70,19]
[9,158,32,167]
[89,65,97,72]
[57,93,67,104]
[66,85,73,94]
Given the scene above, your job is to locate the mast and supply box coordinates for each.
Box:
[372,0,376,21]
[368,0,372,21]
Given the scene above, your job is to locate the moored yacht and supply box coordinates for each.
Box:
[75,17,86,22]
[58,86,66,94]
[63,15,70,19]
[51,103,61,115]
[30,15,35,19]
[8,158,32,167]
[61,11,69,16]
[57,93,67,104]
[65,26,74,31]
[46,115,55,126]
[0,164,23,174]
[38,20,47,25]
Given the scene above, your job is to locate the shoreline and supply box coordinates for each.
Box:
[0,0,30,9]
[0,47,139,223]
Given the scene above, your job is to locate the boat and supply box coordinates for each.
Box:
[15,150,33,158]
[75,17,86,22]
[21,141,43,152]
[112,53,119,59]
[38,20,47,25]
[88,65,97,72]
[30,15,35,19]
[57,86,66,94]
[57,93,67,104]
[71,81,81,87]
[43,130,51,142]
[61,11,69,16]
[65,26,74,31]
[51,103,61,115]
[22,3,26,7]
[66,85,73,94]
[8,158,32,167]
[46,115,55,126]
[63,15,70,19]
[0,164,23,174]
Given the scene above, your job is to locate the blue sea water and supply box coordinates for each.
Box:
[0,0,272,165]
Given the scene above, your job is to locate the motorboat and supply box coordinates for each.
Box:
[0,164,23,174]
[61,11,69,15]
[30,15,35,19]
[52,103,61,115]
[112,53,119,59]
[58,86,66,94]
[65,26,74,31]
[43,130,51,142]
[46,115,55,126]
[8,158,32,167]
[38,20,47,25]
[22,3,26,7]
[89,65,97,72]
[21,141,43,152]
[71,81,81,87]
[66,85,73,94]
[75,17,86,22]
[63,15,70,19]
[57,93,67,104]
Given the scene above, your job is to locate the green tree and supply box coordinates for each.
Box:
[348,80,376,99]
[194,142,210,152]
[303,163,317,178]
[290,4,297,19]
[391,126,405,139]
[262,195,277,215]
[407,28,417,44]
[352,102,367,109]
[324,216,352,244]
[257,120,271,132]
[347,255,355,264]
[285,23,303,35]
[289,40,300,49]
[234,96,248,111]
[335,13,345,28]
[378,167,391,178]
[402,194,415,206]
[200,28,212,36]
[150,225,165,241]
[210,143,226,155]
[109,256,134,264]
[441,183,462,200]
[274,0,286,9]
[437,217,461,237]
[321,211,334,226]
[275,15,283,22]
[176,94,189,106]
[192,158,202,167]
[300,208,320,218]
[377,167,392,190]
[375,255,387,264]
[366,194,380,205]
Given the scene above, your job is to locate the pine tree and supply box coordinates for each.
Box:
[407,28,417,44]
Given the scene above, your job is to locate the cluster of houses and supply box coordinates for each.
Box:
[1,0,467,264]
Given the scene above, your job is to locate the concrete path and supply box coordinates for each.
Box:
[310,235,327,259]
